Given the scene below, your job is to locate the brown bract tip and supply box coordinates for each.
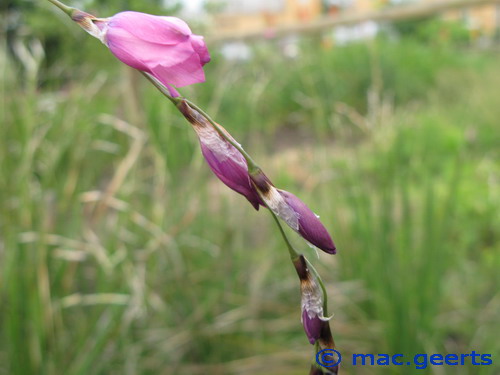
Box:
[309,365,338,375]
[177,100,207,128]
[249,171,273,195]
[309,365,324,375]
[71,10,95,23]
[319,321,335,351]
[293,255,309,281]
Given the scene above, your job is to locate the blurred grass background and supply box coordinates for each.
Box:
[1,1,499,375]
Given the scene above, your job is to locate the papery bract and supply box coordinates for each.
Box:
[301,274,328,344]
[94,11,210,97]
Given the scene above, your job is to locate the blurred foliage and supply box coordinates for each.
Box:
[391,15,471,45]
[190,33,482,140]
[390,14,437,36]
[1,4,499,375]
[414,18,471,45]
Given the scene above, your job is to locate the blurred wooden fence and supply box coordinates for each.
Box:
[207,0,500,43]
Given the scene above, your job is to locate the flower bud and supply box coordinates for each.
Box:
[293,256,332,345]
[251,174,336,254]
[279,190,336,254]
[178,101,263,210]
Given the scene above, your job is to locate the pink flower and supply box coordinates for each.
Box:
[75,11,210,97]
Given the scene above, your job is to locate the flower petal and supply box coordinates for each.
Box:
[109,12,190,44]
[190,35,211,64]
[103,11,210,94]
[149,48,206,88]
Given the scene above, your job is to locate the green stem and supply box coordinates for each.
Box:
[141,71,327,315]
[266,204,330,318]
[181,100,304,270]
[47,0,75,16]
[267,209,300,260]
[181,101,327,307]
[140,72,180,106]
[181,106,303,260]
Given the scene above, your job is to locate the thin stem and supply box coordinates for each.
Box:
[47,0,75,16]
[140,72,180,106]
[185,103,308,282]
[184,98,309,283]
[140,71,327,314]
[267,209,300,260]
[184,99,328,309]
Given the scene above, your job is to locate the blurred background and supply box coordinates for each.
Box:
[1,0,499,374]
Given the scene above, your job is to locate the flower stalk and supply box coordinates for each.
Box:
[146,60,336,356]
[140,73,331,312]
[160,83,335,348]
[47,0,75,16]
[47,0,339,370]
[267,209,300,260]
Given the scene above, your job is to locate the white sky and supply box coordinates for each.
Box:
[180,0,204,14]
[179,0,288,15]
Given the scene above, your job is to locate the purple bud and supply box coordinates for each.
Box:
[178,101,263,210]
[250,171,336,254]
[294,256,330,345]
[198,135,263,210]
[302,309,323,345]
[278,190,336,254]
[300,277,328,345]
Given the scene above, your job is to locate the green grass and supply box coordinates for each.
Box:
[1,34,499,375]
